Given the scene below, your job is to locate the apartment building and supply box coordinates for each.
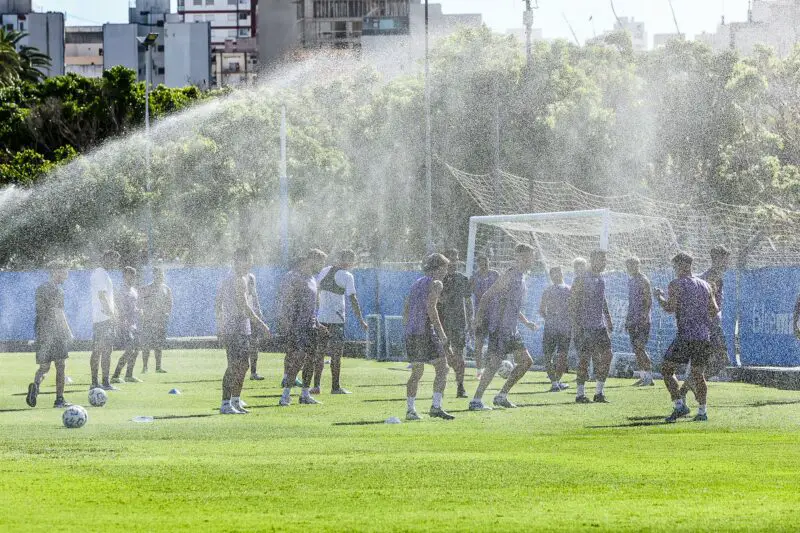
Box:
[65,26,103,78]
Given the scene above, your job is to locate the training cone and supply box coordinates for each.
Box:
[385,417,402,424]
[169,388,181,395]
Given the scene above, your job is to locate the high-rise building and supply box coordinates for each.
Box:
[176,0,258,87]
[65,26,103,78]
[613,16,647,51]
[0,0,64,78]
[165,21,212,88]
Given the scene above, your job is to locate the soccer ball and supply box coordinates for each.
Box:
[497,360,515,379]
[88,387,107,407]
[62,405,88,429]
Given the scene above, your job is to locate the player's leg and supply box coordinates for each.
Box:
[141,349,150,373]
[469,335,502,410]
[554,334,570,391]
[220,337,241,414]
[249,343,262,380]
[592,342,613,403]
[27,359,50,407]
[690,344,710,421]
[474,323,487,378]
[124,337,140,381]
[90,323,103,388]
[309,333,326,393]
[494,343,533,408]
[631,326,653,386]
[53,359,70,408]
[429,355,454,419]
[543,331,558,391]
[445,334,467,398]
[100,323,114,388]
[405,362,425,420]
[329,325,349,394]
[663,341,691,422]
[154,347,164,372]
[575,339,591,403]
[230,336,251,413]
[280,348,303,405]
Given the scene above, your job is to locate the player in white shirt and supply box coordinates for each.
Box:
[90,250,119,391]
[309,249,368,395]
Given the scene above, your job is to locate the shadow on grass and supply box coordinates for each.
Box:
[362,397,417,403]
[355,383,410,388]
[163,379,221,385]
[153,414,215,420]
[10,389,87,397]
[386,367,412,373]
[716,399,800,409]
[332,420,387,426]
[248,394,285,399]
[587,415,673,429]
[0,408,29,413]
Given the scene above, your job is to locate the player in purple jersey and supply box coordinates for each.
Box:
[278,249,328,407]
[215,248,271,414]
[403,253,455,420]
[470,255,500,378]
[625,257,654,387]
[469,244,538,411]
[655,252,718,423]
[679,245,731,399]
[437,249,473,398]
[539,266,571,392]
[570,250,614,404]
[111,267,143,384]
[570,257,588,361]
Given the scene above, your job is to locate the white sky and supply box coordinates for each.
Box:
[35,0,752,46]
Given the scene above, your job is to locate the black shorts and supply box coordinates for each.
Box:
[35,338,69,365]
[626,323,651,348]
[475,314,490,339]
[443,325,466,350]
[580,328,611,353]
[223,334,251,361]
[141,322,167,349]
[117,328,138,352]
[542,330,571,356]
[487,331,525,359]
[287,327,317,354]
[320,323,345,343]
[92,320,115,348]
[710,321,726,350]
[405,332,445,363]
[664,339,712,366]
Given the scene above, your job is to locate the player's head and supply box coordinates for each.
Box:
[710,245,731,270]
[101,250,120,271]
[476,254,489,272]
[338,249,356,269]
[153,267,164,283]
[443,248,459,272]
[423,253,450,280]
[671,252,693,277]
[590,250,607,274]
[123,266,137,286]
[305,248,328,273]
[549,266,563,285]
[573,257,587,276]
[48,261,68,284]
[514,243,536,271]
[233,247,253,274]
[625,256,640,276]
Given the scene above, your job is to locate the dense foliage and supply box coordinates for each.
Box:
[1,28,800,268]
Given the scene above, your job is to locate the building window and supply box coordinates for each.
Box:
[193,0,201,5]
[157,45,164,52]
[228,13,236,22]
[158,67,165,75]
[206,0,214,5]
[228,0,236,4]
[238,28,250,37]
[238,12,248,20]
[177,0,184,6]
[228,30,237,38]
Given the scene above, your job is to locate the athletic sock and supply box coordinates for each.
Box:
[231,396,240,405]
[698,404,707,415]
[596,381,605,395]
[281,387,291,400]
[407,397,416,412]
[674,398,685,409]
[577,384,585,397]
[551,380,559,387]
[645,371,653,381]
[432,392,443,409]
[496,391,507,400]
[222,399,231,408]
[301,388,310,399]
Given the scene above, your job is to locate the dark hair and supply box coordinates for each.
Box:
[423,253,450,273]
[549,266,563,278]
[339,249,356,263]
[102,250,120,262]
[307,248,328,262]
[625,256,640,267]
[476,254,488,264]
[123,266,137,277]
[710,245,731,258]
[515,243,535,254]
[672,252,693,266]
[590,250,607,262]
[443,248,460,261]
[233,247,251,264]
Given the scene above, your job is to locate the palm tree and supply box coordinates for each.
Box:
[18,45,51,83]
[0,28,51,86]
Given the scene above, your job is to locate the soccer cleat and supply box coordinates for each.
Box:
[89,383,100,391]
[124,376,143,383]
[549,384,562,393]
[429,407,455,420]
[309,387,321,395]
[456,386,468,399]
[220,403,244,415]
[231,402,249,414]
[632,379,643,387]
[156,369,167,374]
[278,396,291,407]
[110,376,123,384]
[468,399,492,411]
[664,404,691,423]
[299,395,321,405]
[558,382,570,391]
[331,388,352,395]
[101,383,120,391]
[693,413,708,422]
[593,394,609,403]
[641,379,655,387]
[575,395,591,404]
[53,398,72,408]
[26,382,38,408]
[493,395,517,408]
[250,373,265,381]
[406,409,421,421]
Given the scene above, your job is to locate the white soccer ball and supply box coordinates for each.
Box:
[88,388,107,407]
[497,360,515,379]
[62,405,88,429]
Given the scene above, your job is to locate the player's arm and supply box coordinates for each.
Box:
[249,275,263,319]
[538,290,547,319]
[402,295,410,326]
[98,290,114,319]
[708,288,720,321]
[349,294,368,330]
[569,278,583,327]
[603,299,613,332]
[236,276,270,337]
[427,280,448,346]
[519,311,537,331]
[655,281,678,314]
[463,280,475,331]
[214,285,224,333]
[165,287,173,321]
[643,278,653,320]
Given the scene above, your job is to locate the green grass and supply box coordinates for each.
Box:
[2,350,800,532]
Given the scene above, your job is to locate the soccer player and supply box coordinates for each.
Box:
[470,255,500,378]
[215,248,271,414]
[90,250,119,391]
[625,257,654,387]
[278,249,328,407]
[26,263,73,408]
[140,267,173,374]
[246,272,266,381]
[570,250,614,404]
[655,252,718,422]
[112,267,143,384]
[469,243,538,411]
[437,248,473,398]
[311,249,368,395]
[794,291,800,340]
[539,266,571,392]
[680,245,731,398]
[571,257,588,365]
[403,253,455,420]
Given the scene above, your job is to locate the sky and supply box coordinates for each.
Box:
[35,0,753,46]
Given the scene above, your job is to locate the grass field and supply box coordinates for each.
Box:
[2,350,800,532]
